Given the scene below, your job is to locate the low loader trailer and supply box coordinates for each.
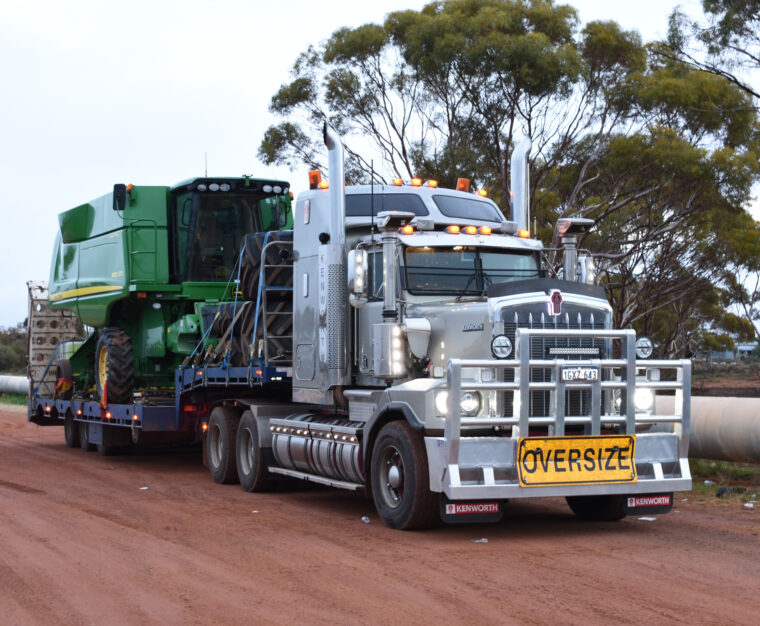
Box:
[29,127,691,529]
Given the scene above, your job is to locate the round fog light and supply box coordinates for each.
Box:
[460,391,482,416]
[633,388,655,412]
[491,334,512,358]
[635,336,654,359]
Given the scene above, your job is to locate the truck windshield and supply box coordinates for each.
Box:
[172,192,289,282]
[403,246,539,295]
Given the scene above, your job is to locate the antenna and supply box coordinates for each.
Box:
[204,152,208,177]
[370,160,376,242]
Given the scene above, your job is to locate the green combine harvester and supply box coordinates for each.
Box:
[47,176,293,404]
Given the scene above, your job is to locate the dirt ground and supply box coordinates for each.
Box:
[1,405,758,625]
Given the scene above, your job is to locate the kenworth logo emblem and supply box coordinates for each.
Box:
[547,290,562,317]
[463,322,484,332]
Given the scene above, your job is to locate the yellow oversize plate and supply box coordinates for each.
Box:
[518,435,637,487]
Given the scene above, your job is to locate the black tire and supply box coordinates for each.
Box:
[95,327,134,405]
[79,421,94,452]
[207,406,240,484]
[370,421,438,530]
[56,359,74,400]
[236,411,275,492]
[64,410,80,448]
[566,495,627,521]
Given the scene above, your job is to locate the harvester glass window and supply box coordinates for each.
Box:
[173,191,282,282]
[404,247,539,295]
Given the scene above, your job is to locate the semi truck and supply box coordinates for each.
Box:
[28,126,691,529]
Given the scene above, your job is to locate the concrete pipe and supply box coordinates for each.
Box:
[0,375,28,395]
[657,396,760,463]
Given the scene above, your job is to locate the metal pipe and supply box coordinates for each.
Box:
[0,375,27,394]
[323,123,346,246]
[509,135,532,232]
[656,396,760,463]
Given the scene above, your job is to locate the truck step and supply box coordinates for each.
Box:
[268,466,363,491]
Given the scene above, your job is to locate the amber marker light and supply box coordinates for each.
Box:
[318,180,329,190]
[464,225,478,235]
[479,226,492,235]
[133,414,139,421]
[201,423,208,432]
[392,178,403,186]
[45,405,51,413]
[308,170,322,190]
[476,189,488,197]
[426,180,439,188]
[456,178,471,192]
[446,225,461,234]
[105,411,112,419]
[401,225,415,235]
[76,409,82,415]
[411,177,423,187]
[517,229,530,238]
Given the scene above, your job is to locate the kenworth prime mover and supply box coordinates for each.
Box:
[29,126,691,529]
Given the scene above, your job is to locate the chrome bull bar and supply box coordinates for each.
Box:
[436,328,691,499]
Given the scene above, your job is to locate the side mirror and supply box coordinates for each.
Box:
[347,248,368,308]
[113,184,127,211]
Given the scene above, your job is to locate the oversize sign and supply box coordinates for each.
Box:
[518,435,637,487]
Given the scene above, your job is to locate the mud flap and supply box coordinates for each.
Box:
[624,493,674,516]
[439,495,505,524]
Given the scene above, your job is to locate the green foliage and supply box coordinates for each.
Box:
[260,0,760,356]
[0,323,26,374]
[0,393,26,406]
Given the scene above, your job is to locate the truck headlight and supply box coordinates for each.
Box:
[491,335,512,358]
[435,390,483,416]
[633,388,655,412]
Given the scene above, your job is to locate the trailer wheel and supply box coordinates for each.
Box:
[79,421,94,452]
[64,410,80,448]
[95,327,134,405]
[566,495,627,521]
[236,411,274,492]
[207,406,239,484]
[370,421,438,530]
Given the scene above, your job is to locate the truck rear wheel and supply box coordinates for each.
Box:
[95,327,134,405]
[370,421,438,530]
[207,406,239,484]
[64,410,80,448]
[236,411,274,492]
[566,495,627,521]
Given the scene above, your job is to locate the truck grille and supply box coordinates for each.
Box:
[501,307,607,422]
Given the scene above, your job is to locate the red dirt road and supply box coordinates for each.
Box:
[1,405,758,625]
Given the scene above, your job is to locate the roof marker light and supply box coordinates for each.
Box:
[411,177,423,187]
[479,226,492,235]
[476,189,488,197]
[318,180,329,190]
[464,225,478,235]
[446,225,461,234]
[392,178,403,186]
[456,178,470,192]
[517,229,530,238]
[426,180,438,188]
[400,225,415,235]
[308,170,322,190]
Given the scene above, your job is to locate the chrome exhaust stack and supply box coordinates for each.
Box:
[510,136,532,232]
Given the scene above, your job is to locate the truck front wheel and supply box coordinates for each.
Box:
[370,421,438,530]
[566,495,627,521]
[207,406,239,484]
[95,328,134,405]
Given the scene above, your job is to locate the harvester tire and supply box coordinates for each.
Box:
[95,327,134,405]
[236,411,275,492]
[56,359,74,400]
[566,495,627,521]
[370,421,438,530]
[207,406,239,484]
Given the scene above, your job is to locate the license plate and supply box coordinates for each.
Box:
[562,366,598,382]
[518,435,637,487]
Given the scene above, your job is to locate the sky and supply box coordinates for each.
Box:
[0,0,742,328]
